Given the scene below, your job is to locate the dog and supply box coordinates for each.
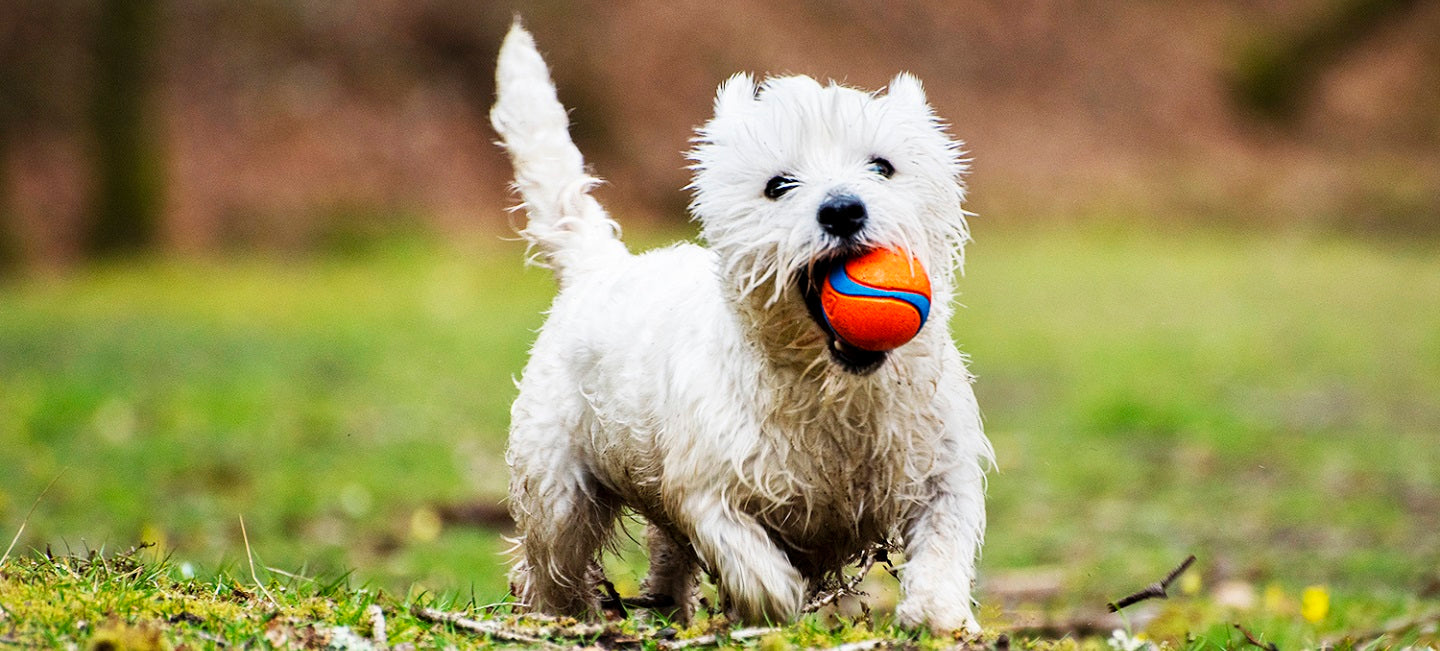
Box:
[490,21,993,635]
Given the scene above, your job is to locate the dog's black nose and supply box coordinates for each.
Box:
[817,194,867,239]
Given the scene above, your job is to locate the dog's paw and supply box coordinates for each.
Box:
[895,598,981,638]
[723,564,806,625]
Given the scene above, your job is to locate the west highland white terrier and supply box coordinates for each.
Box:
[490,22,993,635]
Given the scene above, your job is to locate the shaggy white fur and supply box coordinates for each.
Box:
[490,21,993,635]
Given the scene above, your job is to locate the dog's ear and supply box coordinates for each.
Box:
[714,73,757,116]
[887,73,932,112]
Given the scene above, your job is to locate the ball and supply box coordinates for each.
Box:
[820,248,932,352]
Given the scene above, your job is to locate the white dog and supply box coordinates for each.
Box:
[490,22,992,635]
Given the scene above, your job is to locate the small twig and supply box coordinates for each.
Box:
[413,606,566,649]
[1159,554,1197,587]
[119,541,157,559]
[1107,554,1196,612]
[658,626,779,650]
[367,605,387,650]
[1,470,67,568]
[237,516,277,606]
[471,601,519,612]
[482,610,604,630]
[598,577,626,616]
[1234,623,1278,650]
[414,606,615,646]
[805,544,882,613]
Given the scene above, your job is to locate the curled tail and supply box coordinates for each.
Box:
[491,21,622,280]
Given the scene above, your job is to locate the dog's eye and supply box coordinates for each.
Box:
[764,175,799,200]
[868,157,895,178]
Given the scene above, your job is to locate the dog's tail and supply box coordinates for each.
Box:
[491,20,623,281]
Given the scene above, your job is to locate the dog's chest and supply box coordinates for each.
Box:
[749,466,900,578]
[740,409,932,576]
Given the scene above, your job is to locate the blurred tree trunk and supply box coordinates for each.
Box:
[1231,0,1422,120]
[86,0,164,256]
[0,128,16,272]
[0,4,25,271]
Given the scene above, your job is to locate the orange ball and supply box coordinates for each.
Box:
[820,248,932,352]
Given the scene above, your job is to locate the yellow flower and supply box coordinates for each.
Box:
[1179,570,1202,596]
[409,507,443,542]
[1262,583,1287,614]
[1300,585,1330,623]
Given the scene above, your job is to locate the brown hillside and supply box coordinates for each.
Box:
[3,1,1437,260]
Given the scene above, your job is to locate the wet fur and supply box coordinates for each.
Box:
[491,21,993,633]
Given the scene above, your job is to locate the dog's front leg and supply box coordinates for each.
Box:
[680,493,805,624]
[895,460,987,636]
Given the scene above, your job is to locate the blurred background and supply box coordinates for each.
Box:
[2,0,1438,637]
[4,0,1439,263]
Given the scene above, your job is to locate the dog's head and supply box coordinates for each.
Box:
[688,73,970,375]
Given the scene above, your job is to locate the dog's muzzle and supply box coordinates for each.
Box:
[798,252,888,375]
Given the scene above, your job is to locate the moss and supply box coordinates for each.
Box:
[86,620,171,651]
[1,545,1436,649]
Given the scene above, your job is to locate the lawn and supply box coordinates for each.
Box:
[1,224,1437,648]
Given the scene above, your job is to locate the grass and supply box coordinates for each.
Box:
[0,239,547,603]
[0,544,999,650]
[1,224,1438,648]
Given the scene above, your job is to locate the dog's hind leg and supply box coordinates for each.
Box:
[507,466,619,616]
[629,523,700,624]
[506,391,620,616]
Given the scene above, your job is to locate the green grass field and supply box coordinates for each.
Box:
[2,225,1438,648]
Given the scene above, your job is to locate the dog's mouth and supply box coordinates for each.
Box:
[797,249,889,376]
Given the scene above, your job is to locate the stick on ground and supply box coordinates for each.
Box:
[413,606,609,649]
[657,626,780,650]
[1107,554,1197,613]
[805,544,883,613]
[1234,623,1278,650]
[414,606,561,648]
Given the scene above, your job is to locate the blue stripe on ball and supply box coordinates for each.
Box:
[826,265,931,325]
